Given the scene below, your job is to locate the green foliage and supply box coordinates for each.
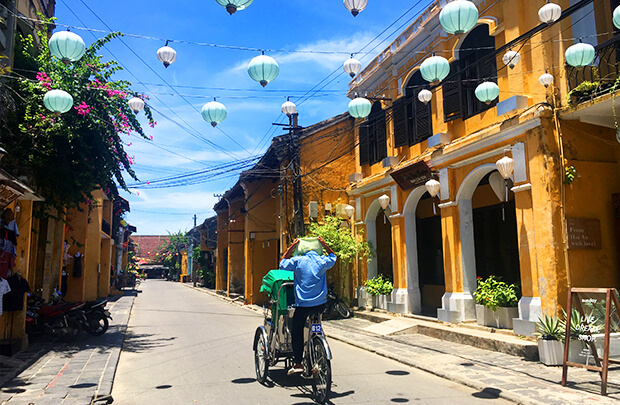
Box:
[561,308,584,340]
[535,315,564,341]
[193,246,214,288]
[306,215,371,265]
[0,24,155,214]
[564,165,577,185]
[364,274,394,296]
[567,81,601,105]
[157,231,188,277]
[473,275,519,310]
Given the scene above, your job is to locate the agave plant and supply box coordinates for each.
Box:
[535,315,564,341]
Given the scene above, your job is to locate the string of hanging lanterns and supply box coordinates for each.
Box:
[248,51,280,87]
[201,98,228,127]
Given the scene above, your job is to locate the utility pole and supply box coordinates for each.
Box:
[193,214,197,228]
[290,112,304,238]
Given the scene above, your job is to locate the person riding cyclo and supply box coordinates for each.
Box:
[279,236,336,375]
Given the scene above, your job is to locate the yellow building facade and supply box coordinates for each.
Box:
[345,0,620,335]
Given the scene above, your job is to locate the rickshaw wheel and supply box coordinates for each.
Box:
[311,336,331,404]
[254,333,269,384]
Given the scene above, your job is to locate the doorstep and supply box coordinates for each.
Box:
[352,308,539,361]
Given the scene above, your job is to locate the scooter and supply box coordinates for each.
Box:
[26,296,84,342]
[80,300,112,336]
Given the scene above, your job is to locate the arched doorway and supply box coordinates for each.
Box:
[403,186,444,315]
[365,198,392,281]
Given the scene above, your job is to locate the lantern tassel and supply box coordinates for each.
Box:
[432,199,437,215]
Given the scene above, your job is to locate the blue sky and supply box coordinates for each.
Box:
[54,0,431,235]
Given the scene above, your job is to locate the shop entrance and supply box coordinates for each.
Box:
[471,172,520,285]
[416,194,445,316]
[375,209,393,280]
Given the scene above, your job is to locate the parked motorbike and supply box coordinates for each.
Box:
[26,297,84,342]
[80,300,112,336]
[323,283,351,319]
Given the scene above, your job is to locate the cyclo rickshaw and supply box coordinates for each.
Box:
[253,269,332,404]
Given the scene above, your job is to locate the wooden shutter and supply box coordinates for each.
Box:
[377,114,387,162]
[443,63,462,122]
[414,96,433,144]
[392,98,408,147]
[358,124,369,166]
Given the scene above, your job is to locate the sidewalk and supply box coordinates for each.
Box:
[0,291,137,405]
[185,284,620,405]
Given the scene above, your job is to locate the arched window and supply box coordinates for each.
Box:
[393,70,432,148]
[443,24,497,121]
[359,102,387,166]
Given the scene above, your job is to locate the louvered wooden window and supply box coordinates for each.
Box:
[401,70,433,146]
[358,102,387,166]
[392,98,408,147]
[443,24,497,122]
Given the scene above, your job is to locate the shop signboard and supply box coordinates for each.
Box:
[390,160,434,191]
[0,183,22,208]
[566,217,602,249]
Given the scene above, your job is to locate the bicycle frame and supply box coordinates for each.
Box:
[305,313,333,374]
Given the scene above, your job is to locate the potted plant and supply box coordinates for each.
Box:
[561,308,590,365]
[364,274,393,310]
[535,315,564,366]
[473,275,520,329]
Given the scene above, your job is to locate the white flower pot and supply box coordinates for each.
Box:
[538,339,564,366]
[475,305,518,329]
[568,340,589,364]
[371,294,389,310]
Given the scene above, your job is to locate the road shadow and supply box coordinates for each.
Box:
[231,378,255,384]
[120,331,177,353]
[472,387,501,399]
[385,370,410,376]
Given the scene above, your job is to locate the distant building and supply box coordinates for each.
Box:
[132,235,170,262]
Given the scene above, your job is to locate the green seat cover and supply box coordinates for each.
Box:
[260,269,294,313]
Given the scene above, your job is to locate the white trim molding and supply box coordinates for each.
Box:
[511,183,531,193]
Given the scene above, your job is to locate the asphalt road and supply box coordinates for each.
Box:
[112,279,511,404]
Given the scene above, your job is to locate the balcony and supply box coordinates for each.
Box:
[567,34,620,106]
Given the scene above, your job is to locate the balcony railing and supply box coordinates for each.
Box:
[567,34,620,105]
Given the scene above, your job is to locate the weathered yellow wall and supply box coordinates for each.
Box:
[215,210,228,291]
[181,250,188,276]
[227,199,245,295]
[83,190,103,301]
[65,207,88,302]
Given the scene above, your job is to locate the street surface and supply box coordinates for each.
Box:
[112,279,511,404]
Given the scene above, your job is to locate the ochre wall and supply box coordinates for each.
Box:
[227,199,245,295]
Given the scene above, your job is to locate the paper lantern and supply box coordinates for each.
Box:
[425,179,440,198]
[216,0,253,14]
[49,30,86,64]
[343,0,368,17]
[378,194,390,210]
[614,6,620,30]
[418,89,432,105]
[502,50,521,69]
[538,71,554,88]
[420,55,450,83]
[157,43,177,68]
[348,97,372,118]
[281,98,296,116]
[44,89,73,114]
[565,41,595,67]
[201,100,227,127]
[344,56,362,78]
[128,97,145,113]
[538,1,562,24]
[439,0,479,35]
[344,205,355,219]
[496,156,515,179]
[474,81,500,104]
[248,52,279,87]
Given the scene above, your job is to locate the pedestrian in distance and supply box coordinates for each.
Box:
[279,236,336,375]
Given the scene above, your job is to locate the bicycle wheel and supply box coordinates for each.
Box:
[335,301,351,319]
[311,336,331,404]
[254,333,269,384]
[84,311,109,336]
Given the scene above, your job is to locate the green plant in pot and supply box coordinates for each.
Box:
[364,274,393,309]
[473,275,520,329]
[535,315,565,366]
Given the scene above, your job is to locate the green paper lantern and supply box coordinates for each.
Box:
[348,97,372,119]
[439,0,479,35]
[248,52,279,87]
[420,55,450,83]
[49,31,86,64]
[216,0,253,14]
[44,89,74,114]
[201,100,227,127]
[565,42,595,67]
[614,6,620,30]
[474,82,500,105]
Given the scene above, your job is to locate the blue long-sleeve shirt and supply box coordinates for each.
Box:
[279,251,337,307]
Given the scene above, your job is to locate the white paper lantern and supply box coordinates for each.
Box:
[281,99,296,116]
[502,50,521,69]
[425,179,440,198]
[418,89,432,105]
[538,71,554,88]
[344,56,362,78]
[128,97,145,113]
[538,1,562,24]
[496,156,515,179]
[343,0,368,17]
[344,205,355,219]
[157,42,177,68]
[378,194,390,210]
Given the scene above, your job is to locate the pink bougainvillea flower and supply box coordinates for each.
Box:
[75,102,91,116]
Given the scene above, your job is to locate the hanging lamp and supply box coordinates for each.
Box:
[44,89,74,114]
[201,99,227,127]
[439,0,479,35]
[565,40,595,67]
[128,97,145,113]
[614,5,620,30]
[344,205,355,219]
[502,50,521,69]
[538,1,562,24]
[347,96,372,119]
[495,155,515,222]
[418,89,432,105]
[343,0,368,17]
[475,81,500,104]
[49,30,86,64]
[378,194,390,210]
[538,70,554,88]
[425,179,440,215]
[216,0,253,14]
[420,54,450,83]
[157,41,177,68]
[248,51,279,87]
[281,97,297,116]
[344,55,362,78]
